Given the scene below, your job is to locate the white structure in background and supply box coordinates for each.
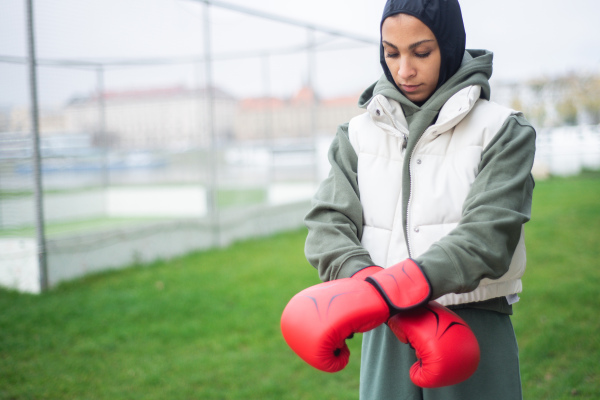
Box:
[0,239,39,293]
[64,86,237,149]
[0,193,310,294]
[535,125,600,177]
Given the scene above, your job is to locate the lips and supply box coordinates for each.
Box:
[401,84,421,93]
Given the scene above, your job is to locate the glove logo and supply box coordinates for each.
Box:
[422,305,469,339]
[300,290,357,322]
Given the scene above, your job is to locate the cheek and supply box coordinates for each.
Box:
[384,59,397,75]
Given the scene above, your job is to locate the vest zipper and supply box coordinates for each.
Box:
[405,126,433,257]
[405,161,414,258]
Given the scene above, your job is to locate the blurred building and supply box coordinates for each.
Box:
[233,86,363,142]
[8,106,66,134]
[7,72,598,153]
[63,85,236,150]
[4,84,365,152]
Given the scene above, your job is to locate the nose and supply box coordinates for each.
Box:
[397,57,416,81]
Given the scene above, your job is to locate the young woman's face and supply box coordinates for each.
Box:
[381,13,441,104]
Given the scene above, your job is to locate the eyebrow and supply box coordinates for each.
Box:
[382,39,435,50]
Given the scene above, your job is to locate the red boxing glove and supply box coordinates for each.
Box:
[387,301,480,388]
[281,260,431,373]
[280,266,385,372]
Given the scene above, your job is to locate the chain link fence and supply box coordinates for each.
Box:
[0,0,381,292]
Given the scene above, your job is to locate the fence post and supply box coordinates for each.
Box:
[25,0,48,292]
[261,53,274,185]
[307,28,319,184]
[203,1,220,246]
[96,66,109,190]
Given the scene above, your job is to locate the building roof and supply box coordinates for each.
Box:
[239,97,286,110]
[239,87,358,110]
[67,85,235,105]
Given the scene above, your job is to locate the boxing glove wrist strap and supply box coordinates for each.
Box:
[365,258,432,312]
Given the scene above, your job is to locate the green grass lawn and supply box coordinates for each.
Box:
[514,170,600,399]
[1,172,599,399]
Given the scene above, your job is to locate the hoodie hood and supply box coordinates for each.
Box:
[357,48,493,155]
[359,49,493,115]
[380,0,466,96]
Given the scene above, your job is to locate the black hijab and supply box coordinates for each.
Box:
[380,0,466,95]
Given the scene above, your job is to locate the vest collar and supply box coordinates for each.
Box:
[367,85,481,139]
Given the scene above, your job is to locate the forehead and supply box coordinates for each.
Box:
[381,13,437,44]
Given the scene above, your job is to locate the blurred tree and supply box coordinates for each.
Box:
[529,104,547,128]
[578,75,600,125]
[556,97,578,126]
[510,95,523,112]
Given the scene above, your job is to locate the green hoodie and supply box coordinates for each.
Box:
[304,50,535,312]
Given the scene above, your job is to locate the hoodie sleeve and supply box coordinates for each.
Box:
[416,114,536,299]
[304,123,375,282]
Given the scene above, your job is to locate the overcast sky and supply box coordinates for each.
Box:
[1,0,599,107]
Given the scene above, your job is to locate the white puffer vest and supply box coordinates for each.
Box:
[348,85,526,306]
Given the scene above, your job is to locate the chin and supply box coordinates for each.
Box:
[404,93,426,104]
[405,89,434,104]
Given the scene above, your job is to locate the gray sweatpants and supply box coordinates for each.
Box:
[360,307,522,400]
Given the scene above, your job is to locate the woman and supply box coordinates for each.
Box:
[303,0,536,398]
